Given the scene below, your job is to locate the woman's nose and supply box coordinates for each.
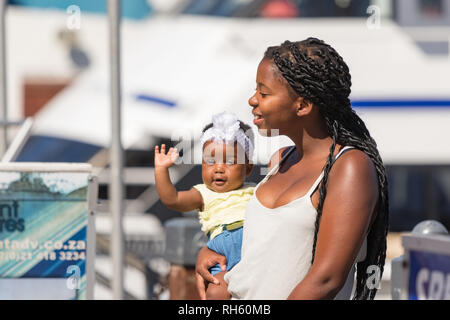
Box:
[249,93,258,108]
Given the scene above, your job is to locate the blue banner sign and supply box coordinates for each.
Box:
[407,248,450,299]
[0,164,95,300]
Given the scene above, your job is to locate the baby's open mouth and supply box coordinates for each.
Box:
[213,178,226,185]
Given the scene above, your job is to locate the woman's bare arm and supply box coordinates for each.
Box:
[288,150,378,299]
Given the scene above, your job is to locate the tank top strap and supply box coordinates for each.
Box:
[305,171,325,198]
[332,146,356,163]
[305,146,356,197]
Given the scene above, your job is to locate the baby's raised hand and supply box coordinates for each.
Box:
[154,144,179,168]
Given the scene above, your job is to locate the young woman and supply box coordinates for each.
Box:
[195,38,389,300]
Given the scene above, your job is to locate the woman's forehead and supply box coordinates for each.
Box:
[257,59,274,75]
[257,59,284,86]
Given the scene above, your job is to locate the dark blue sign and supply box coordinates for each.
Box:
[408,250,450,300]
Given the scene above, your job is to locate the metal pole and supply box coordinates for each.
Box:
[1,117,33,162]
[108,0,124,300]
[0,0,7,157]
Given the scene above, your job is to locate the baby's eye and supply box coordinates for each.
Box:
[225,158,236,165]
[204,158,215,165]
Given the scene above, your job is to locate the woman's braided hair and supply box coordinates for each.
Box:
[264,38,389,300]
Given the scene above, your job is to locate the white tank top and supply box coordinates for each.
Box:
[224,145,367,300]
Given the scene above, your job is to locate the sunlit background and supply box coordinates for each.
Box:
[1,0,450,300]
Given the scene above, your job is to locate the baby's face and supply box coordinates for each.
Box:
[202,140,253,193]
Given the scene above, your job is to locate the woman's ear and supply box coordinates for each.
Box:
[296,98,313,117]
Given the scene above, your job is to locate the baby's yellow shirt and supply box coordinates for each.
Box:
[193,183,255,240]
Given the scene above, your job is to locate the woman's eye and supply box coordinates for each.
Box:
[254,87,268,98]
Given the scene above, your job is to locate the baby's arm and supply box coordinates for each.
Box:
[154,144,203,212]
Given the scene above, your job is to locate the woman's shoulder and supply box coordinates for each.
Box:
[333,147,375,172]
[329,146,378,191]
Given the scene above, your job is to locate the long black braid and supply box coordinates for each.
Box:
[264,38,389,300]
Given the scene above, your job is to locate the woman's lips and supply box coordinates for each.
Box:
[253,115,264,125]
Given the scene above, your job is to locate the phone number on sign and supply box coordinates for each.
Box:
[0,239,85,251]
[0,250,86,262]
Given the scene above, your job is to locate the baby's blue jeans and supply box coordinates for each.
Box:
[206,226,243,276]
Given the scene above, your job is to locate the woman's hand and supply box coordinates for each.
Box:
[195,246,227,300]
[154,144,178,169]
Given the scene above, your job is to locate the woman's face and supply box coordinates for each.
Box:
[249,58,299,136]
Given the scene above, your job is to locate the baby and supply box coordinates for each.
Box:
[154,111,254,299]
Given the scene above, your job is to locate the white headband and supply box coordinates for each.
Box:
[200,112,254,162]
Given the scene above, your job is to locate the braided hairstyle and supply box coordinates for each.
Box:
[264,38,389,300]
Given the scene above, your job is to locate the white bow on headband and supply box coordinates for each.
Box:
[200,112,254,161]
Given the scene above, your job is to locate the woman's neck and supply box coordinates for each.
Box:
[286,122,335,161]
[287,136,333,162]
